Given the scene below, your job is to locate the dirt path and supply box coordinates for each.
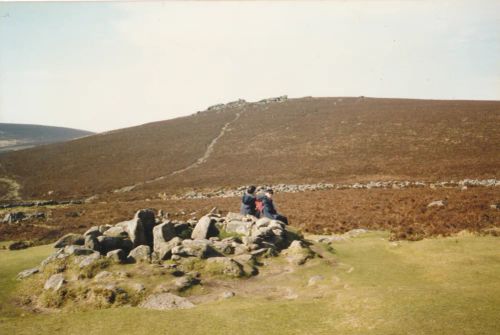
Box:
[112,110,244,193]
[0,177,21,200]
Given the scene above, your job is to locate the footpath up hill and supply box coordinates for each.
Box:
[0,97,499,200]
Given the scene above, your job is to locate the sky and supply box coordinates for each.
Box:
[0,1,499,132]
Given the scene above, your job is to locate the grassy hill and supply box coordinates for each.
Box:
[0,97,499,200]
[0,123,93,153]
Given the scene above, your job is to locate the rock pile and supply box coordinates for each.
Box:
[17,208,314,310]
[0,199,83,209]
[169,179,500,200]
[207,99,248,111]
[255,95,288,104]
[2,211,45,223]
[204,96,288,113]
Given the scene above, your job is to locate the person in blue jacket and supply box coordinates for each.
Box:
[261,188,288,225]
[240,185,258,217]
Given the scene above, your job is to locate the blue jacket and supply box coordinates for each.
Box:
[240,192,257,216]
[261,196,278,219]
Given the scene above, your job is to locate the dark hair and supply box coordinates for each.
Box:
[247,185,256,194]
[266,188,274,194]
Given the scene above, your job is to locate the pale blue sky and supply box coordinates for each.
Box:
[0,1,499,132]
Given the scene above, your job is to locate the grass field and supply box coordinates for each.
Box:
[1,233,499,334]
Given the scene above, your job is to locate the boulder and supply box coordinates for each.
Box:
[233,254,258,276]
[251,226,273,239]
[234,244,250,255]
[17,267,39,280]
[84,235,100,252]
[106,249,126,263]
[137,209,157,245]
[206,257,244,277]
[44,273,65,291]
[64,245,96,256]
[97,236,133,254]
[78,252,101,268]
[254,217,271,229]
[233,253,255,264]
[212,240,234,255]
[191,216,218,240]
[94,271,113,281]
[225,212,246,222]
[83,226,103,238]
[103,226,128,238]
[173,275,200,291]
[172,239,217,259]
[427,200,447,208]
[250,247,273,257]
[125,218,146,247]
[153,221,176,251]
[174,222,192,238]
[220,291,235,299]
[155,237,182,260]
[121,209,157,247]
[40,249,68,270]
[2,212,26,223]
[128,245,151,263]
[139,293,195,310]
[8,241,33,250]
[269,220,286,229]
[282,240,314,265]
[54,233,85,248]
[187,218,198,227]
[225,220,253,236]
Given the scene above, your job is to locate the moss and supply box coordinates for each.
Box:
[178,257,205,273]
[85,286,116,309]
[121,286,144,307]
[41,259,67,277]
[38,289,67,308]
[203,261,227,276]
[218,229,244,240]
[178,257,243,278]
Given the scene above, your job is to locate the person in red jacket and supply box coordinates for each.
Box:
[260,188,288,224]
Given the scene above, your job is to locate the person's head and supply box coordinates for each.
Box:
[247,185,256,194]
[265,188,274,198]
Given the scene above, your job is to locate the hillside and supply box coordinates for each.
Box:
[0,123,93,153]
[0,97,499,200]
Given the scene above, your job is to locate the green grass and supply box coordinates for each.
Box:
[0,243,52,316]
[1,233,499,334]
